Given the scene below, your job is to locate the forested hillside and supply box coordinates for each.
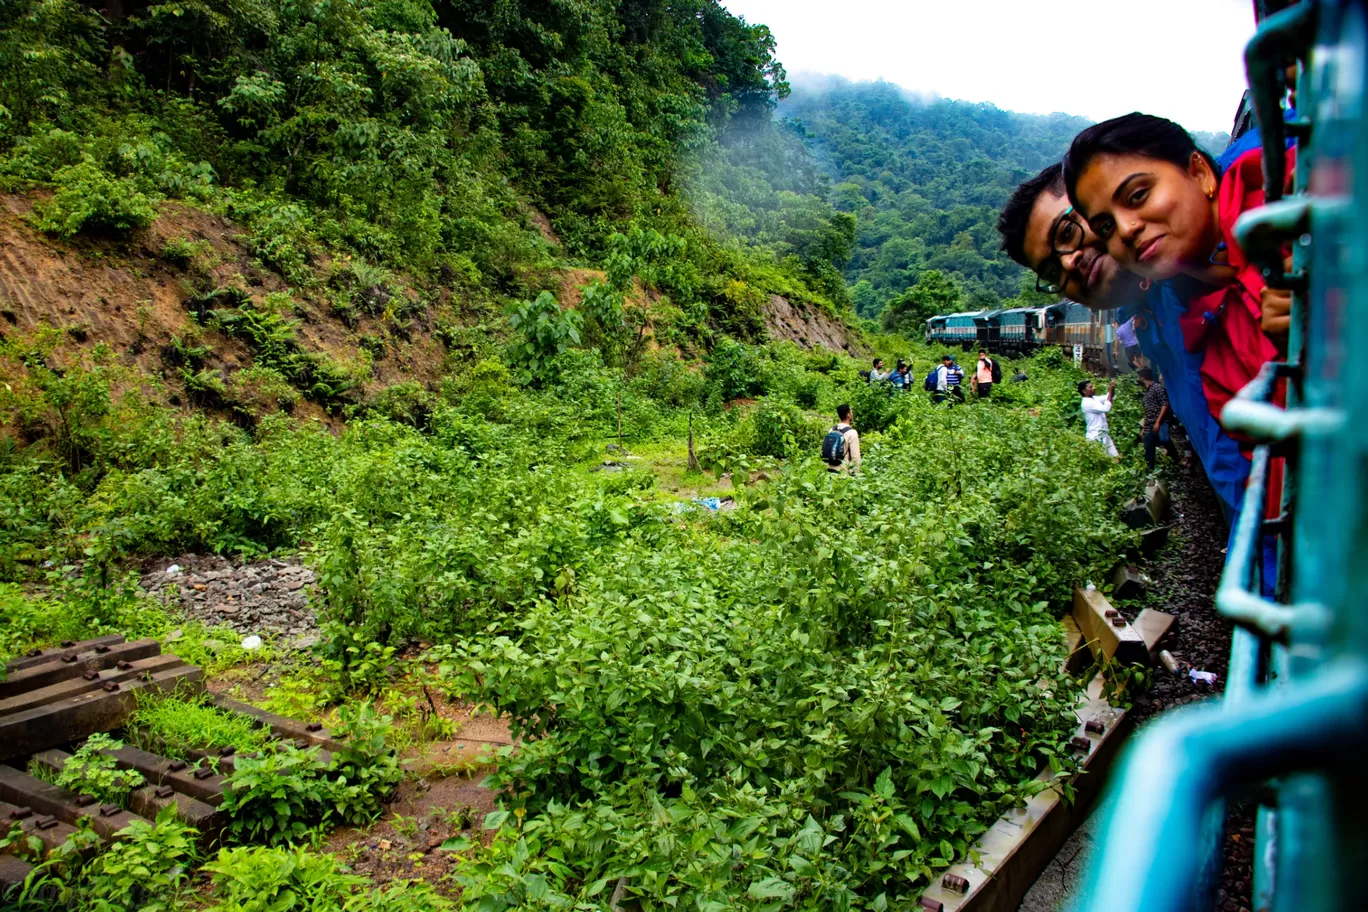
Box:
[780,77,1231,323]
[0,0,860,354]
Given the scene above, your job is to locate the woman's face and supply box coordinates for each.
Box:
[1071,151,1219,280]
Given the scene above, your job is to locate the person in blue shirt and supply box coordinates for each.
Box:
[888,359,909,393]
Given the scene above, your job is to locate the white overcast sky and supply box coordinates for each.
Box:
[721,0,1258,134]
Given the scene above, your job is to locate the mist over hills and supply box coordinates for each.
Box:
[771,75,1231,318]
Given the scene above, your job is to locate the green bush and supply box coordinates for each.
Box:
[203,845,366,910]
[219,745,332,846]
[704,337,765,401]
[219,701,402,843]
[202,845,452,912]
[47,733,145,806]
[32,159,158,237]
[322,703,405,826]
[505,292,584,385]
[793,374,822,408]
[749,401,816,458]
[78,807,199,910]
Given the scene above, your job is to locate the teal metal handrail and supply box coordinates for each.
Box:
[1076,660,1368,912]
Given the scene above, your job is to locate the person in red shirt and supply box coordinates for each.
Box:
[1062,112,1290,512]
[1062,113,1290,419]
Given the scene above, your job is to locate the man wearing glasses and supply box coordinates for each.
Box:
[996,163,1146,310]
[996,161,1254,531]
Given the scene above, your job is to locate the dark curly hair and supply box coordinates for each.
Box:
[996,163,1066,268]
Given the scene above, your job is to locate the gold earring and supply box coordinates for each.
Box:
[1206,187,1216,200]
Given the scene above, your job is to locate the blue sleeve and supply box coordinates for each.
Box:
[1134,284,1253,524]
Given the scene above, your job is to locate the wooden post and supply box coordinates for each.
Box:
[687,411,700,472]
[617,386,624,450]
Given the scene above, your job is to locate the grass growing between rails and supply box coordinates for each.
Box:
[127,692,272,760]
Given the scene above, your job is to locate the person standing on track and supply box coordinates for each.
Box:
[1137,368,1181,470]
[931,354,953,404]
[1116,317,1142,371]
[946,357,966,402]
[1078,379,1119,458]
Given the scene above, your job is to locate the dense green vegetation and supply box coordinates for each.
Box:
[1,327,1147,908]
[0,0,1164,907]
[0,0,860,342]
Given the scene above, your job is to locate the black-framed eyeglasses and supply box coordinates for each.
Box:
[1034,206,1086,294]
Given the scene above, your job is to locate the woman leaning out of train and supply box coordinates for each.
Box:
[1062,112,1290,426]
[1062,111,1291,513]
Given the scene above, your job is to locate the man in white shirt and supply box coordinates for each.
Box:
[1078,379,1119,458]
[932,354,958,404]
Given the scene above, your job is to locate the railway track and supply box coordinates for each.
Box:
[0,636,349,892]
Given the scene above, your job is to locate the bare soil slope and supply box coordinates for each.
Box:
[0,194,460,418]
[762,293,861,353]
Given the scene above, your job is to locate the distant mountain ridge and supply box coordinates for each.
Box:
[780,76,1230,318]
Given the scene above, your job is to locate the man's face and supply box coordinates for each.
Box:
[1082,382,1096,397]
[1023,191,1143,310]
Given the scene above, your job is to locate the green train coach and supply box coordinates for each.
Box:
[924,302,1121,366]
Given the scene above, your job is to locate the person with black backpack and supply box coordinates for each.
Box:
[822,404,861,475]
[972,349,1002,399]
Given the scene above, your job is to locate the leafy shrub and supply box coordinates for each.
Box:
[50,734,145,805]
[32,160,158,237]
[220,745,331,846]
[749,401,813,458]
[0,330,115,474]
[231,366,301,414]
[206,300,357,410]
[227,195,316,284]
[505,292,583,385]
[160,333,212,371]
[322,703,404,826]
[837,374,917,435]
[630,352,707,410]
[180,367,233,409]
[77,807,198,911]
[704,337,765,400]
[202,845,451,912]
[793,374,821,408]
[359,383,434,429]
[203,845,366,910]
[159,236,212,266]
[220,701,401,842]
[345,259,396,316]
